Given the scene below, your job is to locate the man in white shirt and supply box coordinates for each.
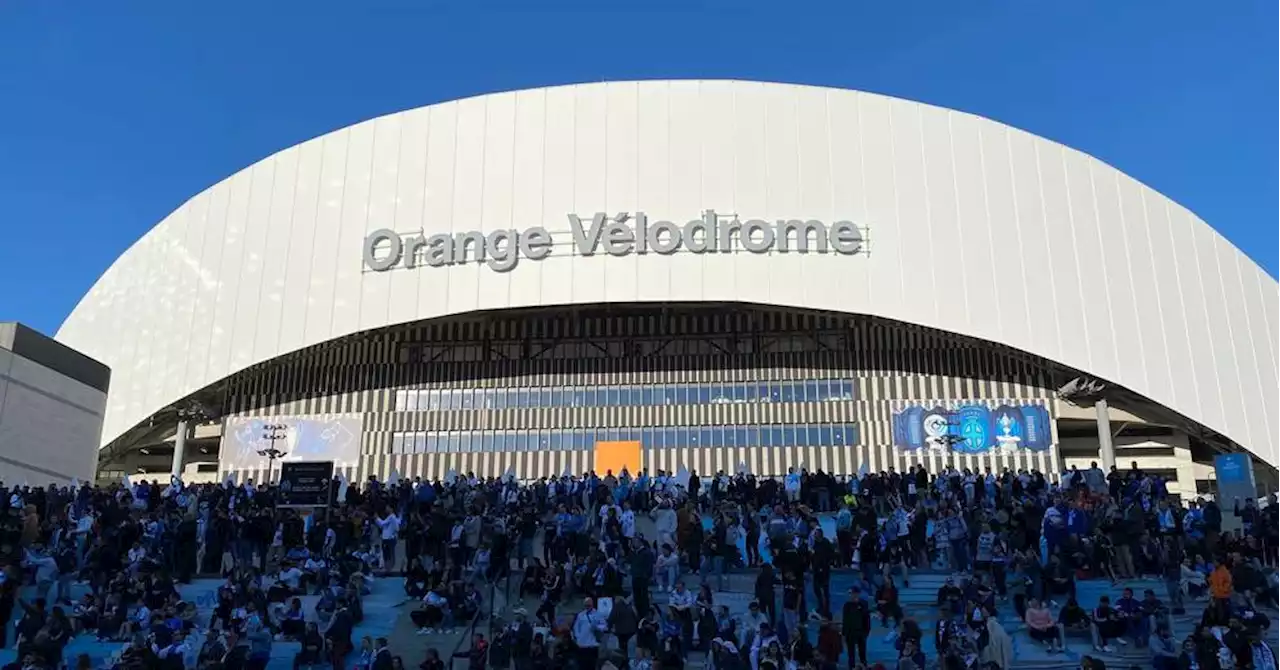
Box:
[571,598,607,670]
[278,563,303,592]
[785,468,801,503]
[375,509,401,572]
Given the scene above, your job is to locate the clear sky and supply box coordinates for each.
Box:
[1,0,1275,336]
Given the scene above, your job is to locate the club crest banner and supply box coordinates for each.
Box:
[892,401,1051,453]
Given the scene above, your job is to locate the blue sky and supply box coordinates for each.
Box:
[1,0,1275,336]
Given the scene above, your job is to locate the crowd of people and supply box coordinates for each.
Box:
[0,459,1273,670]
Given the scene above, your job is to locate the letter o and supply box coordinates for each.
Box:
[649,221,683,254]
[740,219,775,253]
[363,229,404,271]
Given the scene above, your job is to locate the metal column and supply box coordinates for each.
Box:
[171,419,189,479]
[1095,398,1116,471]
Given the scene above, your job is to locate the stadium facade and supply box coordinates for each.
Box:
[55,81,1279,496]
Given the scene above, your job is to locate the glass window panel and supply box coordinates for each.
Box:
[662,427,676,448]
[731,384,747,403]
[649,428,662,449]
[705,383,721,404]
[696,384,710,404]
[403,391,417,411]
[548,431,560,451]
[641,387,655,406]
[769,383,782,402]
[394,391,408,412]
[409,433,422,454]
[821,425,835,446]
[737,427,750,447]
[778,383,793,403]
[803,381,818,403]
[540,389,552,407]
[723,427,736,448]
[461,433,473,452]
[743,383,759,402]
[392,433,405,452]
[782,426,796,446]
[849,425,859,445]
[663,385,678,405]
[841,381,855,400]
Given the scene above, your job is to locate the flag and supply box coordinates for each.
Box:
[121,474,131,490]
[858,461,870,477]
[674,465,691,490]
[388,469,402,488]
[444,469,458,485]
[170,474,184,491]
[223,473,236,489]
[71,478,80,490]
[503,466,517,483]
[736,461,750,476]
[336,471,350,502]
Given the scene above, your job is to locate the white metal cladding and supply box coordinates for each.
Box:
[55,80,1280,467]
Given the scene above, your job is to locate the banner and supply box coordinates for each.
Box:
[221,416,362,470]
[278,461,334,506]
[892,401,1052,453]
[1214,453,1256,533]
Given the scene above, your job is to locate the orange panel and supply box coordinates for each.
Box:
[594,440,642,477]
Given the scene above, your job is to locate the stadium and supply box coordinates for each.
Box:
[54,80,1279,497]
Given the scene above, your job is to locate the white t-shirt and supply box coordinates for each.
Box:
[376,514,400,540]
[279,567,302,589]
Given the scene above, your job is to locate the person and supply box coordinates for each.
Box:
[371,638,393,670]
[1024,598,1063,653]
[608,596,638,661]
[293,622,326,670]
[572,597,607,670]
[841,586,871,667]
[1148,626,1179,670]
[875,578,902,629]
[1090,595,1126,653]
[897,637,925,670]
[979,615,1012,669]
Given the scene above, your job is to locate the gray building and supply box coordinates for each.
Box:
[0,323,109,485]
